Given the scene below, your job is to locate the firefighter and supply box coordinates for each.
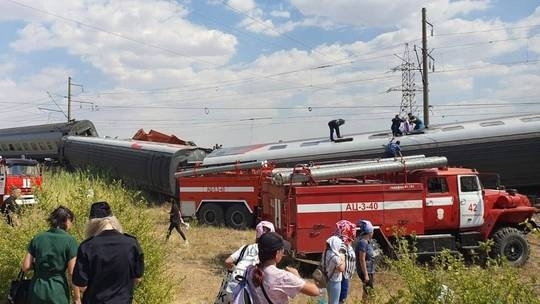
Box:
[1,187,21,227]
[328,119,345,141]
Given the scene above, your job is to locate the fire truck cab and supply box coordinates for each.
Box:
[0,158,42,205]
[261,165,536,266]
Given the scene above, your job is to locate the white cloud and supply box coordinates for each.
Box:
[270,10,290,18]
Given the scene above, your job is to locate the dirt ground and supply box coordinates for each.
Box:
[155,205,540,304]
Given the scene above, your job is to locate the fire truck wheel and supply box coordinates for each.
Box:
[225,204,253,229]
[491,227,530,267]
[197,203,225,226]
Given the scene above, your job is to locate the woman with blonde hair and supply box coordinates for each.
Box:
[73,201,144,304]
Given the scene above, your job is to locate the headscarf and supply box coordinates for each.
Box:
[326,235,343,255]
[255,221,275,239]
[334,220,356,244]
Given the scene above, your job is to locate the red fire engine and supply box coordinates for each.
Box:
[177,155,536,266]
[260,157,537,266]
[0,158,42,205]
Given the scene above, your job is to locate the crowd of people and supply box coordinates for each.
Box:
[17,202,145,304]
[217,218,377,304]
[391,112,425,137]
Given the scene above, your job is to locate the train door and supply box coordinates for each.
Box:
[458,175,484,228]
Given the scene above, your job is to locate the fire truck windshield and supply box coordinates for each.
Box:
[7,164,39,176]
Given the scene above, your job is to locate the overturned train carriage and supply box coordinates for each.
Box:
[61,136,208,198]
[0,120,98,160]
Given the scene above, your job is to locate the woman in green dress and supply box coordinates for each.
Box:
[21,206,81,304]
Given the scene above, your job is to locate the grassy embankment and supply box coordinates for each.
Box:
[1,169,539,303]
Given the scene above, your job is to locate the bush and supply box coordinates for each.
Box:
[0,170,175,304]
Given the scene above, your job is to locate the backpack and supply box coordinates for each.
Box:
[312,251,329,288]
[231,275,253,304]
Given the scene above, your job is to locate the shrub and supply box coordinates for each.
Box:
[0,170,176,304]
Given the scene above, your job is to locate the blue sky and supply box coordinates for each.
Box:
[0,0,539,147]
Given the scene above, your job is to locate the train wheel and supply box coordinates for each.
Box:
[491,227,530,267]
[197,203,225,226]
[225,204,253,229]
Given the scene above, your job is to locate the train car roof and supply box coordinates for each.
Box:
[203,113,540,166]
[63,135,206,154]
[0,120,96,136]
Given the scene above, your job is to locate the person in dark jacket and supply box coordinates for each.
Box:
[328,119,345,141]
[73,201,144,304]
[391,115,404,137]
[166,199,189,244]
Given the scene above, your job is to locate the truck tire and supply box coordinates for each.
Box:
[197,203,225,226]
[225,204,253,229]
[491,227,530,267]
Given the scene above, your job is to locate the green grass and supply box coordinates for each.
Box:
[0,169,175,304]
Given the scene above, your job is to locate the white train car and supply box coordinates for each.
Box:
[203,114,540,190]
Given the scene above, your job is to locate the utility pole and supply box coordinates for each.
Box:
[67,76,71,122]
[421,7,433,128]
[67,77,84,122]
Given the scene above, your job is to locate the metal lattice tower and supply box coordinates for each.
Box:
[387,43,421,117]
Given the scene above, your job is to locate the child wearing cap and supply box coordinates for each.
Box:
[355,220,376,300]
[241,232,320,303]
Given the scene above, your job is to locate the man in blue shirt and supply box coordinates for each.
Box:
[408,113,425,131]
[385,140,402,159]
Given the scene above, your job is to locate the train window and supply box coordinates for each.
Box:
[8,144,15,151]
[38,142,47,150]
[22,143,29,150]
[442,125,464,131]
[300,141,320,147]
[269,144,287,150]
[480,121,504,127]
[0,144,6,151]
[427,177,449,193]
[47,142,54,150]
[15,143,22,151]
[31,143,38,150]
[521,116,540,122]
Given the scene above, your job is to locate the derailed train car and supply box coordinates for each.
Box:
[0,120,98,160]
[60,136,208,198]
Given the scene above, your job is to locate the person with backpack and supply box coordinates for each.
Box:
[356,220,376,301]
[215,221,275,304]
[322,235,346,304]
[238,232,320,303]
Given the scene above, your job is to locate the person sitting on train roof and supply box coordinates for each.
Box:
[328,119,345,142]
[407,113,425,132]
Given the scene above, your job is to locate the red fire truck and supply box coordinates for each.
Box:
[260,157,537,266]
[0,158,42,205]
[177,155,536,266]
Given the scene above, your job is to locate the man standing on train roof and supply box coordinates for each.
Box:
[328,119,345,142]
[408,113,425,132]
